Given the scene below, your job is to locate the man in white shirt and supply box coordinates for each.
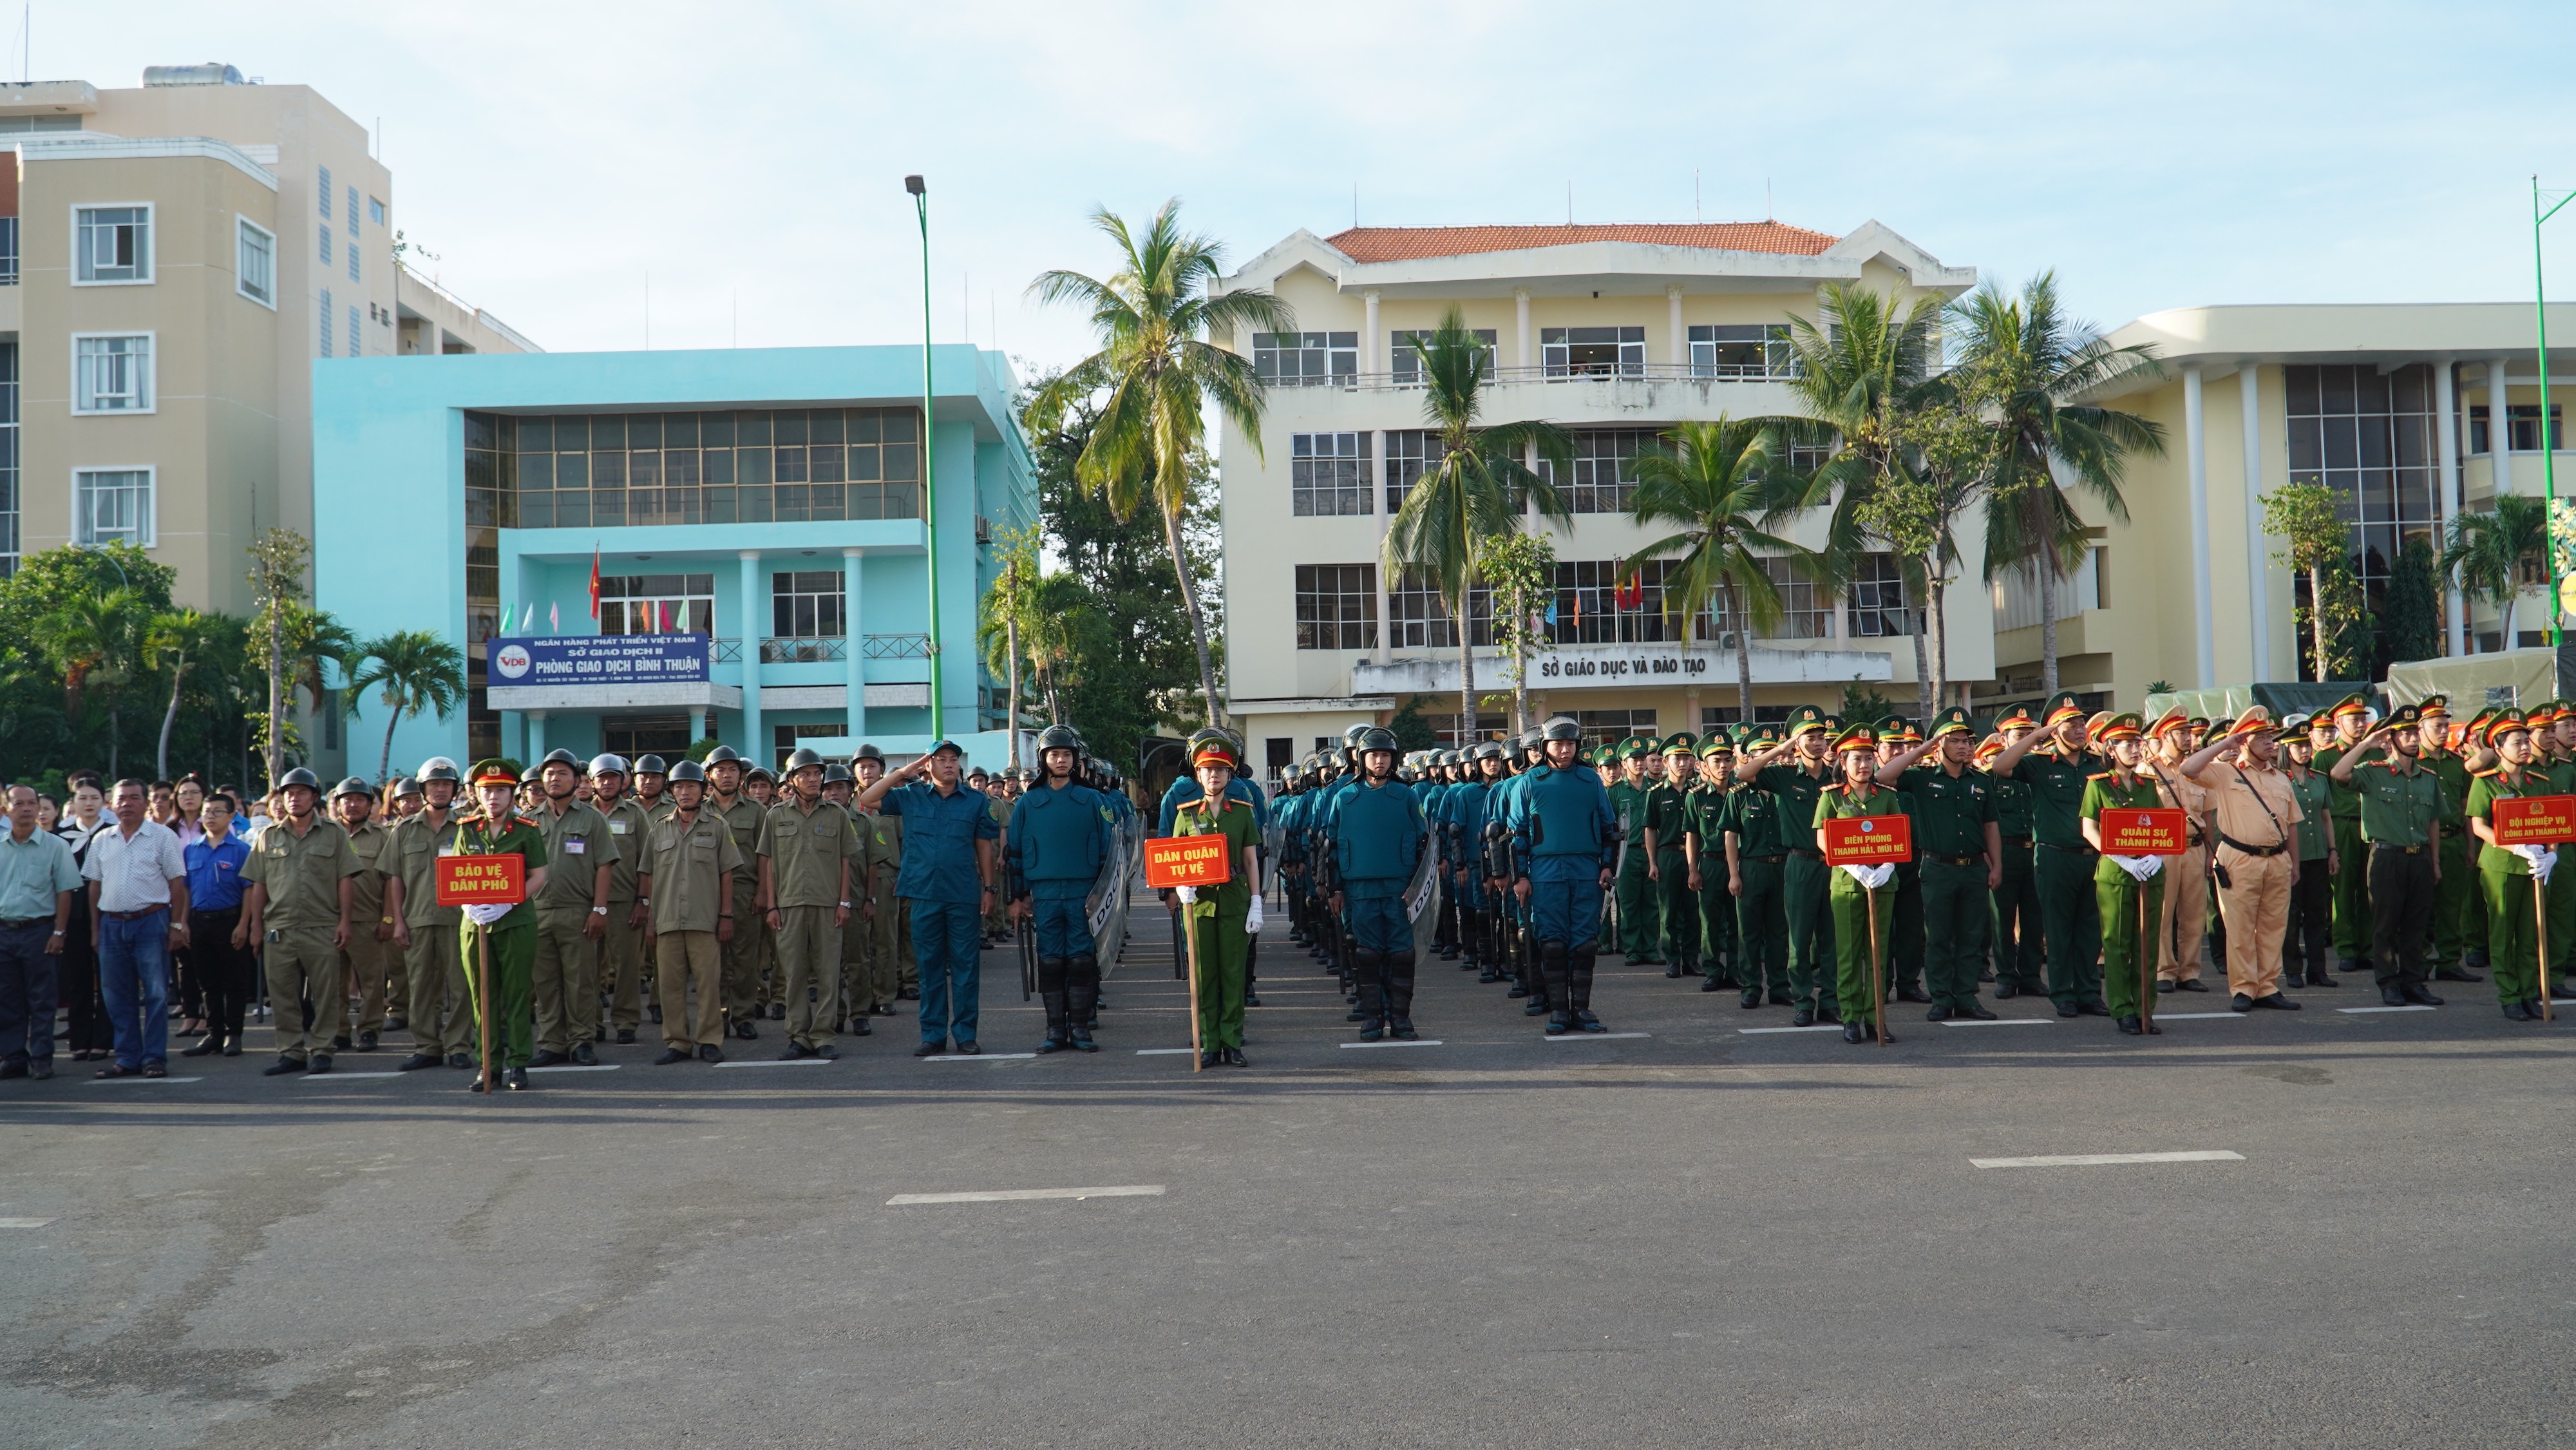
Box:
[81,779,190,1078]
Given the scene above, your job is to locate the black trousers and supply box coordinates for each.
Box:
[2285,856,2332,980]
[57,910,111,1054]
[2365,848,2436,989]
[191,908,254,1040]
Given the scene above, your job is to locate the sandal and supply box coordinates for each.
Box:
[141,1063,167,1078]
[93,1063,138,1078]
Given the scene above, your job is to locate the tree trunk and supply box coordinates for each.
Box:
[2309,564,2328,680]
[1927,566,1949,715]
[1006,617,1022,765]
[265,614,285,786]
[1511,582,1530,739]
[1160,505,1221,728]
[157,664,184,781]
[1727,577,1755,725]
[1909,581,1933,724]
[1457,595,1476,750]
[379,693,402,790]
[2038,553,2060,698]
[108,702,120,779]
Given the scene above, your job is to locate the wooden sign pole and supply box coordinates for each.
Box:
[1865,883,1886,1047]
[2536,875,2555,1023]
[477,929,495,1093]
[1184,905,1205,1071]
[2140,888,2155,1036]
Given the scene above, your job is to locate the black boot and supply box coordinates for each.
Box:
[1066,955,1101,1052]
[1571,940,1606,1033]
[1034,987,1071,1054]
[1540,941,1571,1035]
[1388,950,1418,1039]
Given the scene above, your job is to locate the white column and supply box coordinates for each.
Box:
[1362,289,1381,383]
[526,710,547,760]
[1667,285,1686,371]
[2436,359,2466,654]
[1373,428,1391,666]
[2185,365,2214,688]
[737,549,763,759]
[688,707,707,741]
[1515,289,1531,374]
[843,546,867,742]
[2490,358,2514,497]
[2239,364,2269,680]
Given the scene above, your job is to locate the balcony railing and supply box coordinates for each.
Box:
[762,635,847,663]
[1263,361,1805,393]
[709,633,932,665]
[863,633,931,659]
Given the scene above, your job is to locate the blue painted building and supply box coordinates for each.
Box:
[314,344,1034,773]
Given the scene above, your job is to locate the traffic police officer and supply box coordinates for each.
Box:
[526,749,616,1067]
[455,759,551,1091]
[1877,706,2002,1020]
[242,767,364,1076]
[1509,718,1618,1036]
[1011,725,1116,1053]
[639,759,743,1062]
[757,747,861,1059]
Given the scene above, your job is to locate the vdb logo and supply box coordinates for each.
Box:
[494,644,533,680]
[1861,819,1879,833]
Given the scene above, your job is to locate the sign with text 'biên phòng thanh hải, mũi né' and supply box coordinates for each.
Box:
[1820,814,1911,867]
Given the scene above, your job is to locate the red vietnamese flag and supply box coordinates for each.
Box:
[587,548,601,624]
[1615,571,1643,611]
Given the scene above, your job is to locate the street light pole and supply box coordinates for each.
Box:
[907,173,944,742]
[2536,176,2572,647]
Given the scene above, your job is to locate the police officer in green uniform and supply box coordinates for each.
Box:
[386,759,469,1071]
[2079,713,2166,1035]
[1737,706,1839,1025]
[2329,705,2450,1007]
[1993,692,2111,1018]
[526,749,616,1068]
[1877,705,2002,1020]
[242,767,365,1077]
[757,747,860,1060]
[1643,735,1698,980]
[701,745,768,1038]
[2412,696,2481,981]
[1685,735,1738,992]
[2313,693,2374,978]
[455,759,550,1092]
[1717,724,1792,1009]
[1609,739,1660,964]
[1815,723,1904,1045]
[2467,712,2551,1020]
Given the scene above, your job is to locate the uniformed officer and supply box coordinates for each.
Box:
[1815,723,1904,1045]
[1509,718,1618,1036]
[2141,711,2219,993]
[1010,725,1115,1054]
[1873,718,1933,1006]
[2327,705,2448,1007]
[1442,743,1499,979]
[853,745,917,1009]
[1992,692,2111,1018]
[2077,714,2166,1035]
[1684,734,1738,993]
[819,764,876,1035]
[328,777,397,1053]
[386,759,469,1071]
[1176,738,1262,1066]
[588,754,653,1045]
[2177,710,2304,1012]
[1980,718,2046,999]
[1736,705,1841,1025]
[2412,696,2480,982]
[1716,723,1791,1009]
[2464,711,2552,1020]
[2313,692,2374,978]
[1877,706,2002,1020]
[2278,720,2337,990]
[694,747,766,1038]
[242,768,364,1076]
[1605,739,1661,964]
[639,759,743,1062]
[632,754,672,821]
[1332,727,1428,1042]
[1640,736,1698,979]
[524,749,616,1067]
[754,748,860,1059]
[455,759,551,1091]
[857,740,1001,1056]
[2535,702,2576,989]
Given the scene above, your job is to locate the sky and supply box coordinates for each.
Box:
[40,1,2576,376]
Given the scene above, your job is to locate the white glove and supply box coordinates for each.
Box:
[1839,863,1895,891]
[2114,854,2163,881]
[462,901,512,926]
[1245,895,1264,935]
[2536,849,2559,885]
[1175,884,1197,904]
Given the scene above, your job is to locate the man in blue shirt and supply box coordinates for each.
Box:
[0,784,82,1080]
[858,741,1001,1056]
[1510,719,1620,1035]
[178,794,255,1058]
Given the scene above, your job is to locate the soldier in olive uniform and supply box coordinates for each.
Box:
[524,749,617,1067]
[1716,724,1792,1009]
[2279,721,2337,989]
[699,746,768,1038]
[1992,692,2112,1018]
[1609,739,1661,964]
[2313,694,2374,978]
[1980,719,2046,999]
[1736,706,1840,1025]
[640,759,744,1062]
[821,765,877,1035]
[454,760,551,1092]
[1685,735,1738,992]
[756,747,861,1059]
[386,760,470,1071]
[2329,705,2450,1007]
[853,745,917,1007]
[1876,706,2002,1020]
[589,754,653,1044]
[242,768,364,1076]
[1643,736,1699,980]
[2411,696,2480,980]
[329,777,397,1053]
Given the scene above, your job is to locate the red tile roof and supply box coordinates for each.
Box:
[1323,222,1841,263]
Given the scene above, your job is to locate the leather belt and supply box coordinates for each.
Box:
[2370,842,2430,855]
[2037,840,2096,856]
[0,917,46,929]
[1742,853,1785,863]
[1924,851,1981,868]
[1788,846,1825,863]
[101,906,169,921]
[2002,835,2032,846]
[2217,832,2287,858]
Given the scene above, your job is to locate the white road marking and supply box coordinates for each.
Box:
[526,1063,622,1072]
[2152,1011,2248,1019]
[1338,1039,1444,1049]
[1971,1150,2244,1169]
[86,1076,201,1084]
[1542,1032,1651,1041]
[1939,1018,2050,1028]
[1135,1048,1195,1055]
[1739,1025,1841,1035]
[2338,1005,2436,1014]
[922,1053,1039,1061]
[299,1071,403,1080]
[712,1058,833,1068]
[0,1217,55,1228]
[888,1185,1166,1206]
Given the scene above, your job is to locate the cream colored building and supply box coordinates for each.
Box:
[1210,220,1980,780]
[2032,302,2576,712]
[2,63,529,613]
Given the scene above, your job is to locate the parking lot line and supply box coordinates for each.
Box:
[1540,1032,1651,1041]
[1971,1150,2244,1169]
[2338,1005,2436,1014]
[887,1185,1165,1205]
[712,1058,833,1068]
[1939,1018,2050,1028]
[1739,1025,1841,1035]
[922,1053,1039,1061]
[1338,1039,1444,1049]
[84,1076,201,1085]
[0,1217,56,1228]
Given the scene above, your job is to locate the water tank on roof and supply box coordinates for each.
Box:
[143,63,247,87]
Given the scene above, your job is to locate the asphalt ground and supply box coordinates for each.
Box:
[6,893,2573,1449]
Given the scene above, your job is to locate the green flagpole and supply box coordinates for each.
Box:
[908,174,943,741]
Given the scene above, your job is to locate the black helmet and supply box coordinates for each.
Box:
[1358,727,1397,754]
[1520,729,1546,751]
[390,775,424,800]
[667,759,708,784]
[853,743,885,762]
[589,753,629,778]
[278,767,320,790]
[822,763,853,785]
[520,764,544,784]
[417,757,461,784]
[540,748,581,771]
[1036,723,1083,754]
[784,747,824,772]
[1542,718,1584,743]
[745,764,775,784]
[633,754,668,776]
[704,745,741,767]
[330,776,374,800]
[1473,741,1506,761]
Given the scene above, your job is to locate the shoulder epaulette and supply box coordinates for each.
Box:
[2085,771,2112,782]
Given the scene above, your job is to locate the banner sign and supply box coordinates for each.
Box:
[433,852,527,907]
[2492,795,2576,846]
[489,634,708,687]
[1819,814,1913,866]
[1144,835,1233,889]
[2099,807,2189,857]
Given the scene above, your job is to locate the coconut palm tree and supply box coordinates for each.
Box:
[41,586,150,777]
[143,609,236,781]
[1623,419,1823,725]
[1949,272,2165,695]
[2444,495,2550,647]
[978,524,1042,755]
[1382,310,1573,741]
[345,629,466,788]
[1026,201,1292,728]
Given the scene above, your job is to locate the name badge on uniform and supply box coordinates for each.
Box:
[611,821,630,835]
[565,839,585,854]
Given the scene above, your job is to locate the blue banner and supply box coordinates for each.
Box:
[489,634,709,686]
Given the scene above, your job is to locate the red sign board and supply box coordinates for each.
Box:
[1144,835,1233,889]
[2100,807,2189,857]
[1819,814,1912,866]
[2492,795,2576,846]
[434,852,527,907]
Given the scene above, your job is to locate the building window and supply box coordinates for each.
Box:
[0,217,21,284]
[1540,325,1643,378]
[772,722,846,766]
[1392,327,1497,385]
[0,343,17,575]
[772,569,846,638]
[492,406,923,529]
[1291,432,1368,517]
[1294,564,1377,650]
[73,334,154,413]
[74,205,151,283]
[346,185,359,234]
[1387,568,1495,649]
[1265,738,1294,779]
[1573,710,1658,746]
[1419,712,1510,747]
[348,240,361,283]
[2286,363,2442,676]
[596,573,717,636]
[1385,429,1436,513]
[2509,403,2563,453]
[604,716,692,758]
[236,218,275,306]
[1688,323,1793,379]
[1702,705,1791,729]
[348,305,362,359]
[1540,428,1660,514]
[1549,558,1699,644]
[319,222,334,267]
[319,287,334,357]
[368,196,386,226]
[1843,553,1916,637]
[318,166,332,216]
[1255,331,1356,387]
[74,468,153,547]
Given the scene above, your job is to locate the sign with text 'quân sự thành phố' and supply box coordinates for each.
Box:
[2490,795,2576,846]
[1143,835,1232,890]
[433,853,526,907]
[1819,814,1912,867]
[2099,807,2188,857]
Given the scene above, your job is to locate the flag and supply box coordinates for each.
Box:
[676,600,691,633]
[588,548,601,622]
[520,601,535,632]
[1615,572,1643,611]
[549,601,560,634]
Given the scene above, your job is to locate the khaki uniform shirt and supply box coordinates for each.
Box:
[390,810,465,930]
[344,818,394,926]
[860,806,904,901]
[639,791,677,824]
[712,795,766,903]
[2188,758,2302,856]
[757,798,860,910]
[2146,759,2211,847]
[597,796,651,904]
[243,817,363,933]
[532,798,618,913]
[643,809,746,935]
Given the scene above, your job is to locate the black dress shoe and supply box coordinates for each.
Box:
[527,1050,569,1068]
[1895,986,1933,1004]
[911,1040,947,1058]
[698,1044,725,1063]
[654,1047,692,1065]
[615,1028,637,1045]
[1958,1001,1998,1020]
[2505,1000,2533,1022]
[504,1067,530,1091]
[28,1058,51,1079]
[1200,1050,1224,1069]
[356,1031,378,1053]
[1739,987,1763,1009]
[768,1002,785,1020]
[2307,972,2338,988]
[1664,962,1683,978]
[2172,978,2210,993]
[898,987,920,1000]
[1770,990,1795,1007]
[1392,1018,1419,1040]
[1994,981,2020,1000]
[779,1042,815,1060]
[1700,976,1723,992]
[465,1075,489,1093]
[1224,1047,1247,1067]
[649,1006,664,1024]
[263,1056,307,1076]
[594,1025,607,1042]
[571,1043,598,1066]
[952,1040,981,1055]
[811,1042,840,1060]
[2382,986,2409,1006]
[222,1039,242,1057]
[733,1020,760,1041]
[1841,1022,1864,1044]
[2434,967,2484,982]
[2230,993,2255,1013]
[2252,993,2300,1010]
[2076,1000,2112,1016]
[446,1052,473,1069]
[384,1016,407,1033]
[2117,1015,2142,1035]
[1818,1004,1841,1024]
[1925,1004,1954,1022]
[181,1038,220,1058]
[1792,1006,1817,1027]
[2282,973,2306,989]
[332,1035,354,1052]
[396,1052,440,1071]
[2402,985,2444,1006]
